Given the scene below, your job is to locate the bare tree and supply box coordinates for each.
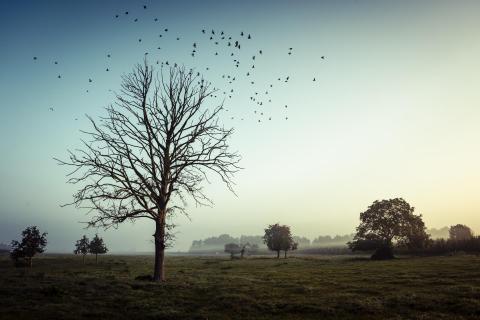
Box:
[56,61,241,281]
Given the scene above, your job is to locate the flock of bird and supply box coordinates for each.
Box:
[32,4,326,124]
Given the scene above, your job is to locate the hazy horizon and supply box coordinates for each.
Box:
[1,0,479,252]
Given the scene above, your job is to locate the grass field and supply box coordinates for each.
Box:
[0,254,479,319]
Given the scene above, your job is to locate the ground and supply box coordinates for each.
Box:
[0,254,479,319]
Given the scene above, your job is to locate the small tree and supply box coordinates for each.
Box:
[89,234,108,264]
[449,224,474,241]
[348,198,429,260]
[10,226,47,267]
[263,223,295,259]
[74,235,90,264]
[224,243,240,259]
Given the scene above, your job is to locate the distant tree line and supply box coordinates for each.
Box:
[190,233,356,252]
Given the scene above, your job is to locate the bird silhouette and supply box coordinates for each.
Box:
[154,18,158,21]
[125,11,128,15]
[57,75,61,79]
[143,5,147,9]
[115,14,119,18]
[54,61,58,65]
[49,107,54,111]
[313,78,316,81]
[248,34,251,39]
[321,56,325,59]
[164,28,168,32]
[89,78,92,83]
[33,57,37,60]
[134,18,138,22]
[107,54,111,58]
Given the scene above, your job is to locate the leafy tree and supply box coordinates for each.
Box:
[10,226,47,267]
[348,198,429,260]
[263,223,296,258]
[224,243,241,259]
[74,235,90,264]
[89,234,108,264]
[449,224,474,241]
[57,62,240,281]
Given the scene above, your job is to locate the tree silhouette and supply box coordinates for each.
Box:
[449,224,474,241]
[263,223,296,258]
[10,226,47,267]
[74,235,90,264]
[56,61,241,281]
[89,234,108,264]
[224,243,240,259]
[348,198,430,259]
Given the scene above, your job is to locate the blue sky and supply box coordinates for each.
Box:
[1,0,479,252]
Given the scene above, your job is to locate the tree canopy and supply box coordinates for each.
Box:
[89,234,108,263]
[263,223,297,258]
[449,224,474,241]
[74,235,90,264]
[10,226,47,267]
[348,198,430,259]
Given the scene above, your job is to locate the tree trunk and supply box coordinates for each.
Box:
[95,253,98,264]
[276,250,280,259]
[28,257,32,268]
[153,218,166,282]
[82,255,85,264]
[284,250,287,259]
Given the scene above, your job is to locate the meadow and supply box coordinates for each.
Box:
[0,254,479,319]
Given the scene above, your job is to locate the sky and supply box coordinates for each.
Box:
[0,0,479,252]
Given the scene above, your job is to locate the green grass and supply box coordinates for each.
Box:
[1,254,479,319]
